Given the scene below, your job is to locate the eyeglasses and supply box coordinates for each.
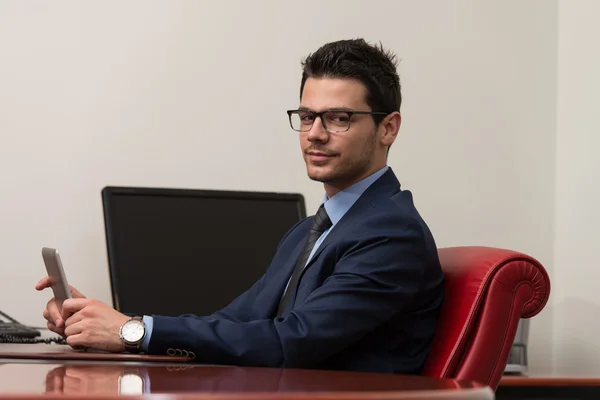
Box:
[286,109,389,133]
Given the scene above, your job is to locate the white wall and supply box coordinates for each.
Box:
[553,0,600,374]
[0,1,557,373]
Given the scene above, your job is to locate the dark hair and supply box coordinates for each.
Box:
[300,38,401,125]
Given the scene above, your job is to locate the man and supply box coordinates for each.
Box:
[37,38,444,374]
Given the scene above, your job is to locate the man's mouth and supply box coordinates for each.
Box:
[306,151,335,162]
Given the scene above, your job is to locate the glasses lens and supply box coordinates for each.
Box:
[289,111,314,131]
[323,111,350,132]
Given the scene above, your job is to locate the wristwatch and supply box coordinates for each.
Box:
[119,316,146,353]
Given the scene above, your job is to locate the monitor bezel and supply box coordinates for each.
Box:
[100,185,306,312]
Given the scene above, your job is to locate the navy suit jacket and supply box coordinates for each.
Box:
[147,169,444,374]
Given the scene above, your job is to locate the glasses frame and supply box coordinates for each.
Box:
[286,109,389,133]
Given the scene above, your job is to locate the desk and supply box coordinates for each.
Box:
[0,344,494,399]
[497,373,600,399]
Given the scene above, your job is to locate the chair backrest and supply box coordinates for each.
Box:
[421,246,550,390]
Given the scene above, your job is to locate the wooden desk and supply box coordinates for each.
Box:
[497,373,600,399]
[0,344,493,399]
[0,341,190,364]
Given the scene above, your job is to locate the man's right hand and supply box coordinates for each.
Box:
[35,277,86,336]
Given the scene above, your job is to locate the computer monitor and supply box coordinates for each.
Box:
[101,186,306,317]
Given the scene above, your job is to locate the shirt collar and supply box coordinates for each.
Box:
[321,166,389,226]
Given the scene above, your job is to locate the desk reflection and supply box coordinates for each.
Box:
[40,363,470,395]
[43,364,284,395]
[46,365,127,394]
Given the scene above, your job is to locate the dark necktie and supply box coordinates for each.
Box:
[276,205,332,317]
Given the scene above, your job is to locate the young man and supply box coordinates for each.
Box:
[37,39,444,374]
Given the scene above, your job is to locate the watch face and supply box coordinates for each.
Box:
[121,320,145,343]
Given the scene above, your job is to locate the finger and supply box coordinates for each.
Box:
[61,308,74,323]
[64,312,83,328]
[62,298,89,314]
[43,306,60,325]
[36,277,85,299]
[35,276,52,291]
[47,321,65,337]
[69,285,85,299]
[64,321,84,337]
[66,333,88,350]
[46,298,63,327]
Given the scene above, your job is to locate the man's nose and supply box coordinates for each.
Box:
[307,116,329,143]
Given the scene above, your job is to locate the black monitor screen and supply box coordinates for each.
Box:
[101,186,306,317]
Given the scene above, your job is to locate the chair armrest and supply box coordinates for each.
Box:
[437,246,550,318]
[422,246,551,390]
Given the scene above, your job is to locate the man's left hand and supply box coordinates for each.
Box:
[62,299,130,352]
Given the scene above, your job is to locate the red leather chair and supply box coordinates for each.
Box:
[421,246,550,390]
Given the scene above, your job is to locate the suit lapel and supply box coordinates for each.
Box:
[260,225,308,317]
[268,169,401,315]
[296,169,401,282]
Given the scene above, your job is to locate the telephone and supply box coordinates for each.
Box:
[0,309,66,344]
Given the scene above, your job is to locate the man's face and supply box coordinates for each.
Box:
[299,77,384,194]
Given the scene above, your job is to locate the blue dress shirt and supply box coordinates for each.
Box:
[139,166,389,352]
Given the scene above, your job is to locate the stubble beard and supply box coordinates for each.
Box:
[305,131,377,187]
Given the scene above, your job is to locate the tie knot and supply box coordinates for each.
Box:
[312,205,332,234]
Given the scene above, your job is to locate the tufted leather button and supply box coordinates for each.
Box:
[167,348,176,356]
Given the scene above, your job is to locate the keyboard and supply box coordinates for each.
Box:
[0,321,41,338]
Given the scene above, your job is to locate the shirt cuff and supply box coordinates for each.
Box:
[141,315,154,353]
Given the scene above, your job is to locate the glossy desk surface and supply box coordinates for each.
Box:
[0,343,494,399]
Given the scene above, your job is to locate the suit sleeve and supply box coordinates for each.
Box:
[126,267,267,323]
[147,228,432,368]
[177,273,267,323]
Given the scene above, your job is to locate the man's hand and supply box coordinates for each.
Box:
[36,276,130,352]
[36,276,86,336]
[62,298,130,352]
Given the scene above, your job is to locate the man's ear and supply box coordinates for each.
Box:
[379,112,401,147]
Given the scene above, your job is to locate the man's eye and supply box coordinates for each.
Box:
[327,113,349,122]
